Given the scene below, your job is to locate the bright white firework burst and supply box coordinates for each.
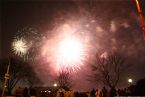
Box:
[57,37,84,71]
[41,23,89,72]
[12,27,42,60]
[12,37,31,57]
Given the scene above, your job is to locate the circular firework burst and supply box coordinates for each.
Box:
[41,23,89,72]
[12,27,42,60]
[12,37,31,57]
[57,37,85,71]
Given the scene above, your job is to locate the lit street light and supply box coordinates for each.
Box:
[53,83,58,87]
[128,78,133,83]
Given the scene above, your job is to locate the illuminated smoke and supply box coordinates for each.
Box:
[40,22,91,72]
[57,37,84,71]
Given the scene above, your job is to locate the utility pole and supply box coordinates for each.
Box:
[1,61,10,97]
[135,0,145,38]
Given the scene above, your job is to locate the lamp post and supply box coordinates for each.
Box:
[128,78,133,84]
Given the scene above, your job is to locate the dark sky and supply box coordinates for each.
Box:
[1,0,145,91]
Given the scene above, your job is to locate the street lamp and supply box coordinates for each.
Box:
[53,83,58,87]
[128,78,133,84]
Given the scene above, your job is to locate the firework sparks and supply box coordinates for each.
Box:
[41,22,90,72]
[57,37,84,71]
[12,37,31,57]
[12,27,42,60]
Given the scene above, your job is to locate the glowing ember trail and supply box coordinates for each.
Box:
[135,0,145,38]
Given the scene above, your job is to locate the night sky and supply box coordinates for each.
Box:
[1,0,145,91]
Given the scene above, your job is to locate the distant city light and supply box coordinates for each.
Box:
[48,90,51,93]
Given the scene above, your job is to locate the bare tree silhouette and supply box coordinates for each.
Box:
[0,57,41,95]
[0,58,27,95]
[56,70,73,91]
[89,52,129,88]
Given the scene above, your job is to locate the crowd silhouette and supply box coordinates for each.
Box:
[1,78,145,97]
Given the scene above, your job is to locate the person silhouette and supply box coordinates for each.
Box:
[23,87,28,97]
[110,87,116,97]
[102,87,107,97]
[133,78,145,96]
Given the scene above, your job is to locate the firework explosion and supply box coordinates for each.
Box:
[12,37,30,57]
[12,27,42,60]
[3,0,145,91]
[57,37,84,71]
[40,21,92,72]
